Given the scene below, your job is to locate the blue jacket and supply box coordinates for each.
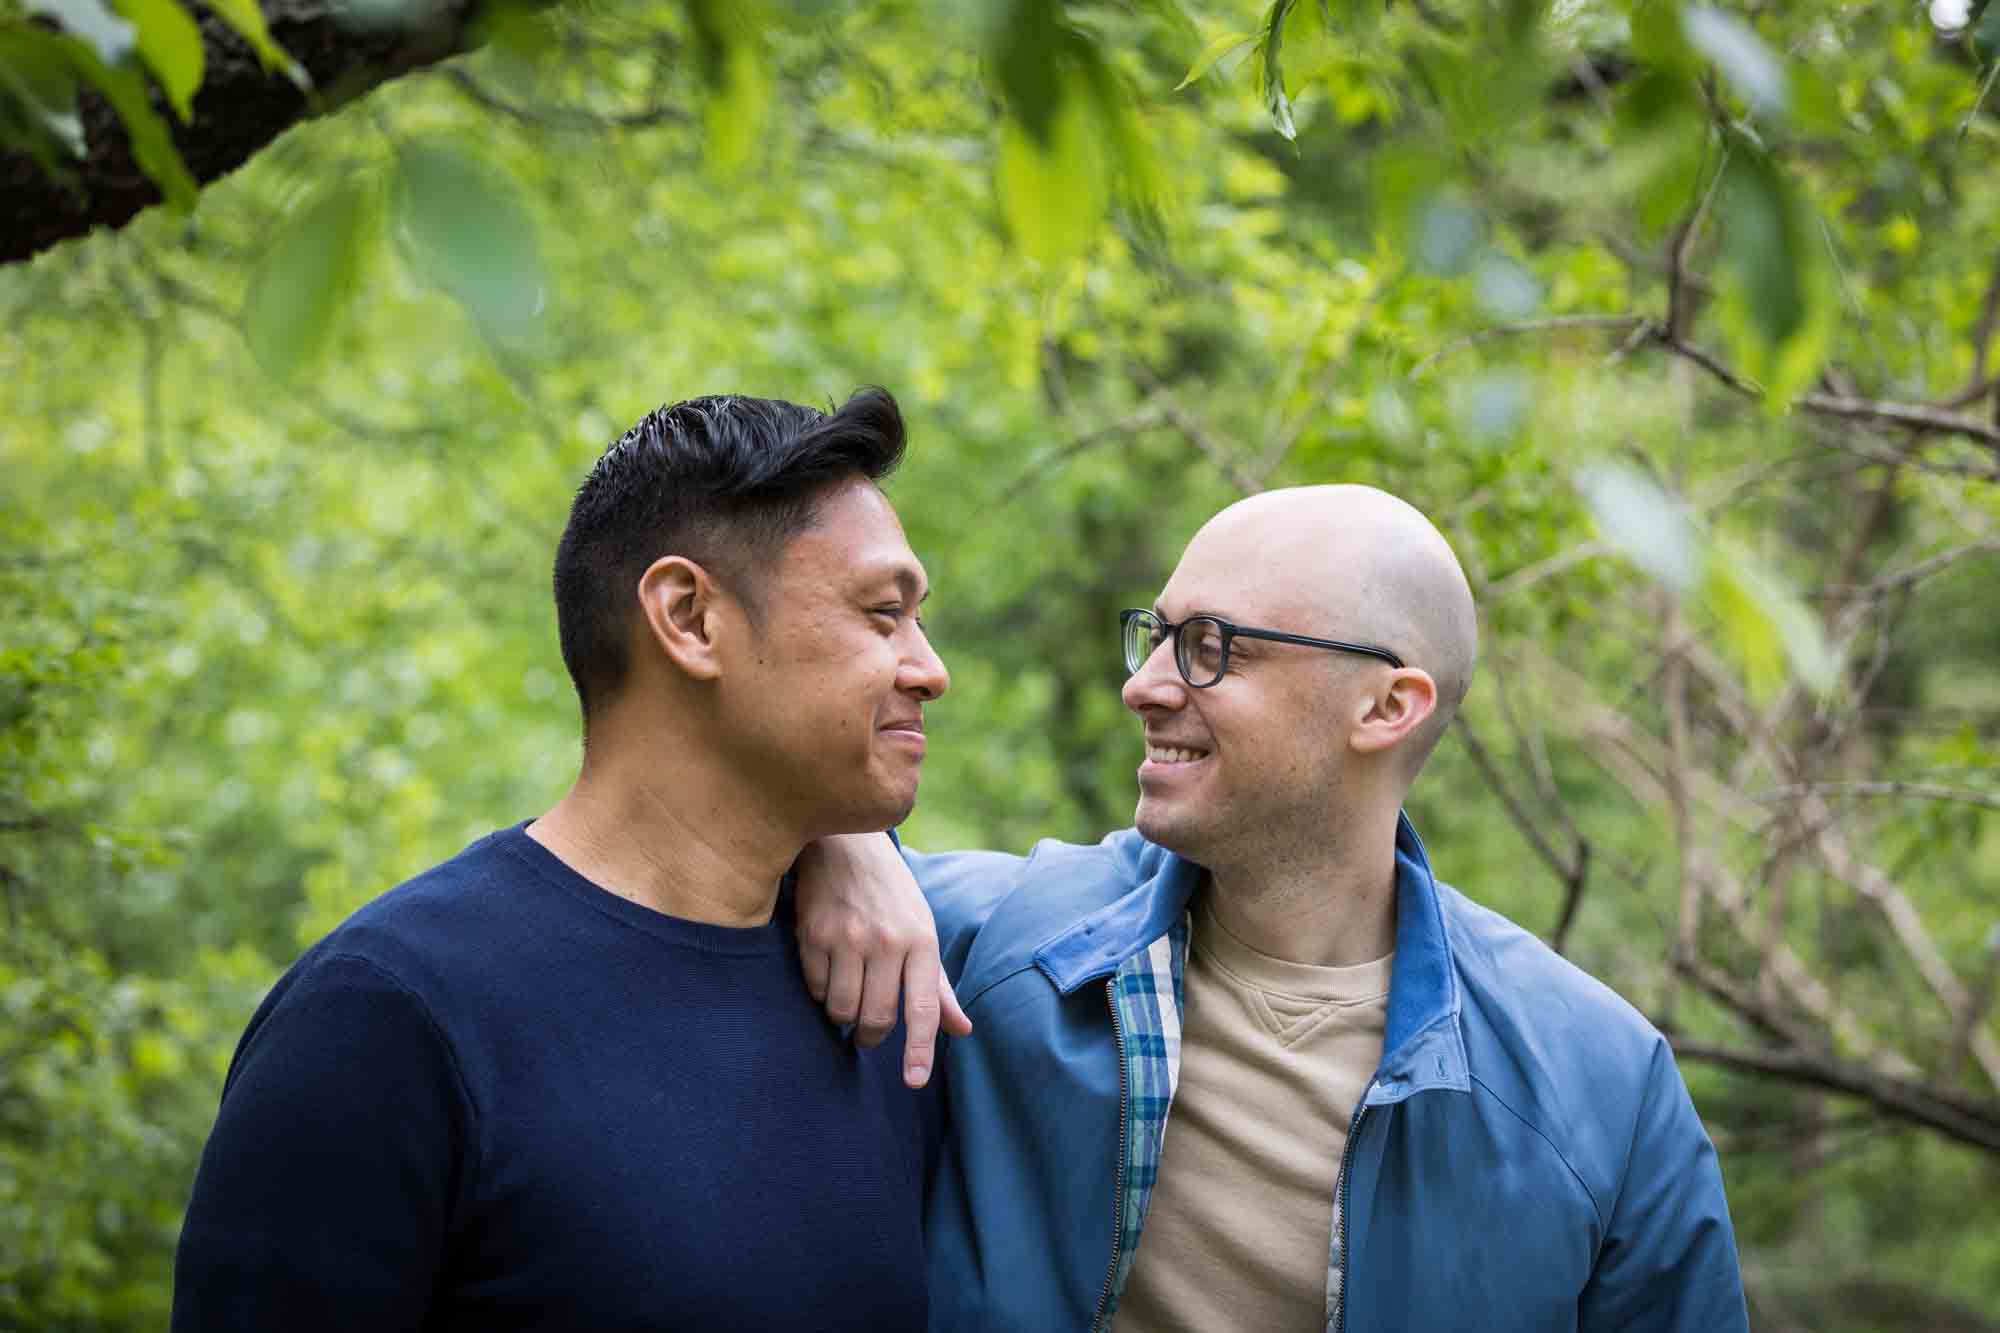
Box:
[912,815,1746,1333]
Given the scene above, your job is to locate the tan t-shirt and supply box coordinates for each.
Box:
[1114,901,1392,1333]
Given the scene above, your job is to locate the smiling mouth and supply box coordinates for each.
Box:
[1145,744,1209,764]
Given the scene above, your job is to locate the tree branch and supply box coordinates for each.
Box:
[1650,330,2000,454]
[1132,368,1261,496]
[1406,315,1646,378]
[1452,715,1591,954]
[1666,143,1729,341]
[1967,246,2000,394]
[1831,539,2000,601]
[1953,929,2000,1084]
[1665,1035,2000,1155]
[1795,392,2000,452]
[1001,403,1165,502]
[1749,781,2000,813]
[443,67,691,131]
[2,0,488,265]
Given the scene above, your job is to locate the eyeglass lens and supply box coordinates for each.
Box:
[1123,612,1227,688]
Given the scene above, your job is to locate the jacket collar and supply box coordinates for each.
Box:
[1035,849,1203,994]
[1370,812,1470,1102]
[1033,814,1471,1097]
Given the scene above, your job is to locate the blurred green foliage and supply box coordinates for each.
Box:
[4,0,2000,1327]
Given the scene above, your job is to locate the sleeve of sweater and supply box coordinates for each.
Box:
[172,952,473,1333]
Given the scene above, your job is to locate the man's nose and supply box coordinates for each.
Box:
[900,626,950,701]
[1121,640,1185,716]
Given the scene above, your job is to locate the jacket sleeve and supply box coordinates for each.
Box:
[172,953,471,1332]
[904,847,1026,985]
[1576,1038,1748,1333]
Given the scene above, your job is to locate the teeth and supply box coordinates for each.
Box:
[1148,746,1206,764]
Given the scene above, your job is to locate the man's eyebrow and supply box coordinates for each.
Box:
[889,566,929,603]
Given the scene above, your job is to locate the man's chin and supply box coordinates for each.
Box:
[813,786,918,840]
[1134,801,1198,856]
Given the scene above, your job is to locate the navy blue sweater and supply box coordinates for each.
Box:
[173,825,939,1331]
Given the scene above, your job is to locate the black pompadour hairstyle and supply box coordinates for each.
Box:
[552,387,907,722]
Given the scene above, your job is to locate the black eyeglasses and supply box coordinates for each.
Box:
[1120,608,1405,689]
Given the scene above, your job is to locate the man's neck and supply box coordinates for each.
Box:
[527,744,798,928]
[1204,817,1401,968]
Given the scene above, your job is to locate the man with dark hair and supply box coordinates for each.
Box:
[173,388,959,1331]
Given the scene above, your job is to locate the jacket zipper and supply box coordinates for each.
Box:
[1090,977,1129,1332]
[1333,1080,1375,1333]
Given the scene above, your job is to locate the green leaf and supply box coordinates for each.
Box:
[1259,0,1298,140]
[61,34,197,208]
[1369,146,1449,255]
[1611,69,1706,234]
[203,0,309,88]
[1682,7,1787,119]
[1576,462,1701,594]
[1715,141,1831,404]
[991,0,1064,146]
[1176,30,1254,91]
[1703,539,1839,699]
[243,183,371,379]
[1719,147,1803,347]
[686,0,766,171]
[1976,2,2000,58]
[112,0,203,121]
[0,29,87,163]
[25,0,135,65]
[393,140,546,349]
[996,91,1106,267]
[1500,0,1544,47]
[1630,0,1694,74]
[1072,34,1168,219]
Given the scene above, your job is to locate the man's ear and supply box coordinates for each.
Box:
[636,556,733,682]
[1349,668,1438,757]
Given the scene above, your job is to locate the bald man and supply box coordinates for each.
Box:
[798,485,1745,1333]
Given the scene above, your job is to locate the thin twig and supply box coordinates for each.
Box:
[1943,372,2000,411]
[1606,315,1656,364]
[1132,368,1261,495]
[1952,929,2000,1083]
[1795,392,2000,452]
[1966,247,2000,393]
[1485,541,1608,601]
[1407,315,1646,378]
[1653,330,2000,453]
[1748,781,2000,813]
[1810,434,2000,483]
[1675,954,1819,1049]
[1959,57,2000,145]
[1001,406,1166,502]
[1454,716,1591,955]
[1832,539,2000,600]
[1568,52,1615,120]
[445,68,691,130]
[1548,840,1592,958]
[1654,331,1762,395]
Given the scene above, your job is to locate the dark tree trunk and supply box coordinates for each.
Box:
[1,0,483,265]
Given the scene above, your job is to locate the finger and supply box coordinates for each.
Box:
[824,949,863,1029]
[855,955,904,1051]
[939,969,973,1038]
[800,946,831,1005]
[899,951,942,1088]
